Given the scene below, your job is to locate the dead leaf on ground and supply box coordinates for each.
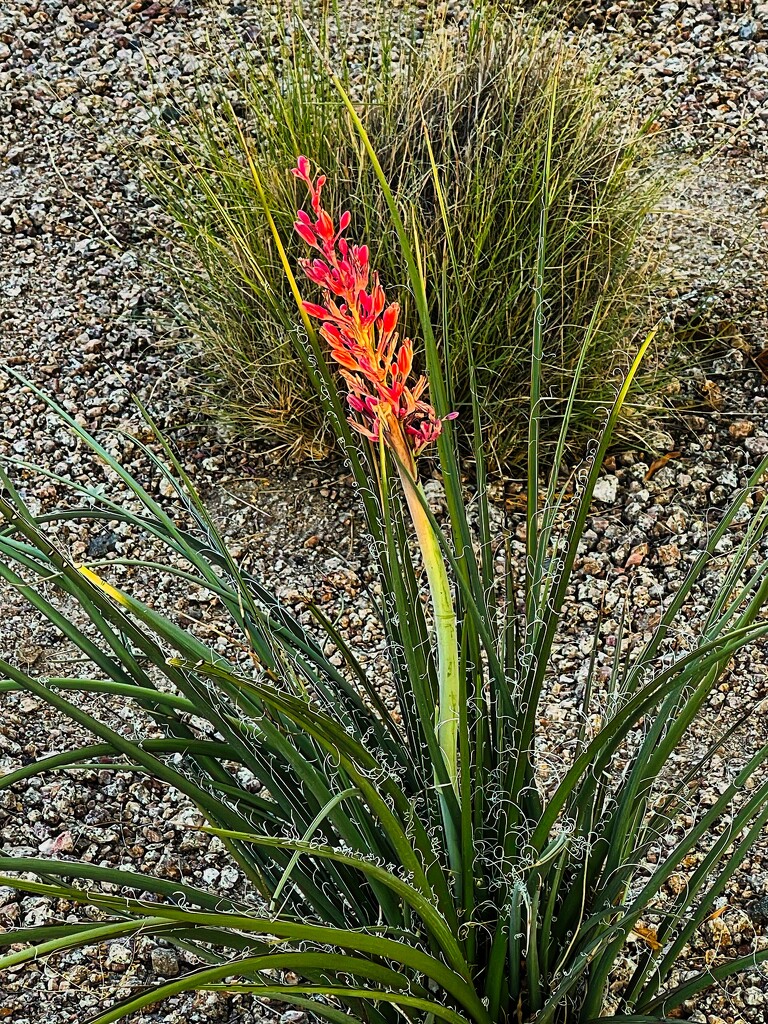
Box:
[700,380,724,410]
[644,451,681,481]
[755,347,768,381]
[630,923,662,951]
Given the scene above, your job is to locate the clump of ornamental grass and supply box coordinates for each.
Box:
[2,109,768,1023]
[144,2,664,462]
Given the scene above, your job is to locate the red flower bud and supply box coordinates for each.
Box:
[302,302,329,320]
[382,304,399,336]
[294,221,316,246]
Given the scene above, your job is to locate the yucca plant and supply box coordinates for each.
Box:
[144,2,663,462]
[1,86,768,1023]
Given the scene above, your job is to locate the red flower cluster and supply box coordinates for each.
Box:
[291,156,455,474]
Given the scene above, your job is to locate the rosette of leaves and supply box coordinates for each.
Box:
[1,70,767,1024]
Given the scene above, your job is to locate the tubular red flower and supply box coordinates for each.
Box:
[302,301,329,320]
[291,157,455,474]
[382,304,398,336]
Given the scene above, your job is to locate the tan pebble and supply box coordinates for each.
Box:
[658,543,681,566]
[667,872,687,895]
[581,557,604,575]
[625,543,648,568]
[729,420,755,440]
[706,916,731,948]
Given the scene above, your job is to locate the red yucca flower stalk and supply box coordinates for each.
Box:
[291,155,456,482]
[291,157,461,792]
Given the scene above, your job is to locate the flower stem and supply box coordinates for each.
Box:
[397,466,460,796]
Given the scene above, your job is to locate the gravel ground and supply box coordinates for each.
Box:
[1,0,768,1021]
[571,0,768,154]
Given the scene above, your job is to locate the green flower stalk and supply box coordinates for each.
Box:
[291,156,460,793]
[397,469,461,795]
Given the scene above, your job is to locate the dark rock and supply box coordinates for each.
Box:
[87,531,119,558]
